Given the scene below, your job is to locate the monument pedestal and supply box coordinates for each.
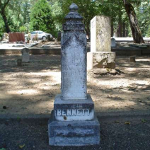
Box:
[87,52,116,70]
[48,94,100,146]
[54,94,94,121]
[48,111,100,146]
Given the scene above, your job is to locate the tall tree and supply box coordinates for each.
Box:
[122,0,144,43]
[0,0,10,32]
[30,0,55,34]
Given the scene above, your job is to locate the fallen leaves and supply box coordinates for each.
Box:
[19,144,25,149]
[141,119,146,123]
[125,122,131,125]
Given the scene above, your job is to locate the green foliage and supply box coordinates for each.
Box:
[146,26,150,37]
[0,15,4,39]
[50,0,63,31]
[60,0,98,35]
[30,0,55,36]
[0,0,150,38]
[19,26,27,32]
[136,1,150,37]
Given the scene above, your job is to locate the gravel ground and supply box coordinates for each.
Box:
[0,116,150,150]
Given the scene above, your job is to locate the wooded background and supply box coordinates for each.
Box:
[0,0,150,43]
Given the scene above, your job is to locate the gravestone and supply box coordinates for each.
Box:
[111,37,116,47]
[87,16,116,70]
[48,3,100,146]
[21,48,30,63]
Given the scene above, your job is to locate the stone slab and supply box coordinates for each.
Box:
[87,52,116,69]
[22,48,30,63]
[48,111,100,146]
[61,34,87,100]
[54,94,94,121]
[91,16,111,52]
[87,52,93,70]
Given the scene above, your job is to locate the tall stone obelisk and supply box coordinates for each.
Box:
[48,3,100,146]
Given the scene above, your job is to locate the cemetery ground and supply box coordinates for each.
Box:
[0,54,150,150]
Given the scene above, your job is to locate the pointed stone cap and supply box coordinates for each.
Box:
[63,3,84,31]
[69,3,78,12]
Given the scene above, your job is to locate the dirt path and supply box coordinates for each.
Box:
[0,55,150,118]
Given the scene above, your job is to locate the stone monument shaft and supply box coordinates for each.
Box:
[61,3,87,100]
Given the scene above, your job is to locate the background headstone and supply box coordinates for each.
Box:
[91,16,111,52]
[87,16,116,70]
[111,37,116,47]
[21,48,30,63]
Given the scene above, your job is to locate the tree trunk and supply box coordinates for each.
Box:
[122,22,126,37]
[122,0,144,43]
[1,10,10,33]
[111,21,114,37]
[0,0,11,33]
[117,10,122,37]
[84,21,90,40]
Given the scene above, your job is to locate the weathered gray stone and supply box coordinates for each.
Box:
[94,68,108,75]
[93,52,116,69]
[54,94,94,121]
[48,3,100,146]
[87,52,116,69]
[88,16,116,70]
[48,112,100,146]
[111,38,116,47]
[21,48,30,63]
[61,4,87,100]
[61,35,87,100]
[91,16,111,52]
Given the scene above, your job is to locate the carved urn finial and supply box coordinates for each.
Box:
[63,3,84,31]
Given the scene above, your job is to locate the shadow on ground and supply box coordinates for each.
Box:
[0,55,150,117]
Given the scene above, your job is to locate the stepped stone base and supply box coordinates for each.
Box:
[48,111,100,146]
[87,52,116,70]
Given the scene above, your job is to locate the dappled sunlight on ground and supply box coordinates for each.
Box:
[8,89,39,95]
[96,100,136,108]
[0,55,150,116]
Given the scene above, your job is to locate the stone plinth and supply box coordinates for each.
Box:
[87,52,116,70]
[48,3,100,146]
[48,111,100,146]
[22,48,29,63]
[54,94,94,121]
[88,16,115,69]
